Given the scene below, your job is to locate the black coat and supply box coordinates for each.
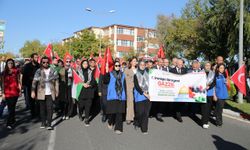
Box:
[79,69,97,100]
[170,67,188,75]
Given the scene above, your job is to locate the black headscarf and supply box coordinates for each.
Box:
[81,60,90,83]
[112,61,123,99]
[137,60,146,75]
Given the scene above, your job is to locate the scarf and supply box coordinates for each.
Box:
[112,70,123,99]
[206,70,215,86]
[136,68,149,93]
[78,68,92,84]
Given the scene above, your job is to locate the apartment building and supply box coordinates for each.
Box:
[62,24,159,57]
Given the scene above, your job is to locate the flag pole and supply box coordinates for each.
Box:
[238,0,244,103]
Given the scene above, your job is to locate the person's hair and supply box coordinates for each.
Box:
[88,58,95,62]
[4,58,16,76]
[122,62,127,66]
[215,63,226,77]
[81,59,89,70]
[30,53,38,59]
[58,59,64,66]
[40,56,50,67]
[128,56,138,69]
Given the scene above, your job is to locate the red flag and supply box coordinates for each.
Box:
[54,51,60,60]
[101,47,113,75]
[157,45,165,59]
[37,55,41,64]
[106,47,114,72]
[96,51,102,65]
[43,44,53,63]
[63,52,73,63]
[73,70,83,84]
[231,65,246,96]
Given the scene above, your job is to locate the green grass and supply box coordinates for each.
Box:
[225,100,250,115]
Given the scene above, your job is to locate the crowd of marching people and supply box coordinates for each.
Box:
[0,52,248,135]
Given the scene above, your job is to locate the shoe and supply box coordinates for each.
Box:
[134,125,139,131]
[202,124,209,129]
[176,116,183,123]
[108,124,113,130]
[142,132,148,135]
[62,116,66,120]
[47,126,53,130]
[176,113,183,123]
[65,116,69,120]
[40,123,46,129]
[84,120,90,127]
[126,120,132,125]
[101,115,107,123]
[156,116,164,122]
[115,130,122,135]
[7,125,13,130]
[79,116,83,121]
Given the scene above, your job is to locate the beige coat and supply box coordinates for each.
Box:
[124,68,136,121]
[32,68,59,101]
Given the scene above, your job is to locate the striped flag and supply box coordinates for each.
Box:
[72,70,83,101]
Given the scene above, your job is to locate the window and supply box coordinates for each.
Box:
[148,31,156,38]
[137,47,144,51]
[137,36,144,42]
[117,28,123,34]
[117,28,134,35]
[117,40,134,47]
[148,43,159,49]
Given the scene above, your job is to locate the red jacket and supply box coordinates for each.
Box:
[3,68,20,98]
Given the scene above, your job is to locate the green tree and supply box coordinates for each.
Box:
[68,30,103,58]
[19,40,46,57]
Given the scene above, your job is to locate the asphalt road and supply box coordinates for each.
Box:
[0,97,249,150]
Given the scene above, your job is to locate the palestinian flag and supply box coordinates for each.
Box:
[71,70,83,101]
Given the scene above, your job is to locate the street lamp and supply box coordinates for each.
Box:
[84,8,116,14]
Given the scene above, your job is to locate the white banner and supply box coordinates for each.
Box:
[149,69,207,103]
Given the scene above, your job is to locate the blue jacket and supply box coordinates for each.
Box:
[107,72,126,101]
[207,87,214,97]
[134,89,147,102]
[215,74,228,100]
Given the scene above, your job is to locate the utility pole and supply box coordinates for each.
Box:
[238,0,244,103]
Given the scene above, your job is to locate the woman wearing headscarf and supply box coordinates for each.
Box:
[201,61,215,129]
[133,60,151,134]
[78,60,97,126]
[103,61,126,134]
[124,56,137,125]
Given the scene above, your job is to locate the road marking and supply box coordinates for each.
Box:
[47,115,61,150]
[223,113,250,124]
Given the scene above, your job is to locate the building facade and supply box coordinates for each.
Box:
[62,24,159,57]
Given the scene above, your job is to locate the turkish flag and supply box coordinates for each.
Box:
[63,52,73,63]
[231,65,246,96]
[54,51,60,60]
[157,45,165,59]
[43,44,53,63]
[100,47,113,75]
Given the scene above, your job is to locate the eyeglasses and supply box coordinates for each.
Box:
[115,65,121,67]
[42,62,49,64]
[8,62,14,65]
[66,61,71,63]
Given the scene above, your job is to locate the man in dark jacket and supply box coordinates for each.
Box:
[170,58,187,123]
[22,53,40,118]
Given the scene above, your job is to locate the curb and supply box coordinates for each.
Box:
[223,109,250,123]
